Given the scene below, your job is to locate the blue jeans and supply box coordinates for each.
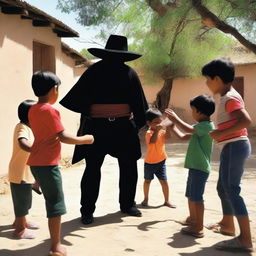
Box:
[185,169,209,203]
[217,140,251,216]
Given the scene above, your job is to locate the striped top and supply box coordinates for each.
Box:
[216,87,247,144]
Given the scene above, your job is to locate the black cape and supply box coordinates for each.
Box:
[60,60,148,163]
[60,60,148,129]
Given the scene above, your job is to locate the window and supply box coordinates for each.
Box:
[33,41,55,73]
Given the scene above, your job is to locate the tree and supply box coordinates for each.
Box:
[58,0,256,111]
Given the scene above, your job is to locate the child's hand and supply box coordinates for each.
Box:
[152,124,162,132]
[165,109,178,121]
[81,135,94,144]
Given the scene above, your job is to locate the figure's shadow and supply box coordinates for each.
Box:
[167,231,200,249]
[0,211,124,256]
[0,224,15,239]
[179,242,253,256]
[168,233,253,256]
[137,204,163,210]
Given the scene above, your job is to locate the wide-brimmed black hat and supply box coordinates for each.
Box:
[87,35,142,62]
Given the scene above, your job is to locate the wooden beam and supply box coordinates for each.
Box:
[32,20,51,27]
[1,6,26,14]
[52,28,78,37]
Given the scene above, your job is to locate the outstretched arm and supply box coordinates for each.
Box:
[171,125,191,140]
[165,109,195,134]
[58,130,94,145]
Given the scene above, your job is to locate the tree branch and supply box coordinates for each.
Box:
[146,0,177,16]
[192,0,256,54]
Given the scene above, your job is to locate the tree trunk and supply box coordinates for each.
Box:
[153,78,173,113]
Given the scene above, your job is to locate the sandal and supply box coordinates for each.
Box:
[205,223,235,236]
[212,226,235,236]
[181,227,204,238]
[175,219,192,226]
[215,238,254,252]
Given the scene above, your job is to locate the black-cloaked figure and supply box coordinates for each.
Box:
[60,35,149,224]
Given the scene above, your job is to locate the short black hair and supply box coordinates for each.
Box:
[190,94,215,117]
[18,99,36,123]
[201,58,234,83]
[32,71,61,97]
[145,108,162,121]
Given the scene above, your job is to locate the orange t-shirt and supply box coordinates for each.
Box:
[144,129,167,164]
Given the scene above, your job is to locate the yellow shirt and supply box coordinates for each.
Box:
[8,123,34,184]
[144,129,167,164]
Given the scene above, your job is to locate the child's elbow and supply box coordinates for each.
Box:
[245,117,252,128]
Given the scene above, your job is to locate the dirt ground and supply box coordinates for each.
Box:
[0,134,255,256]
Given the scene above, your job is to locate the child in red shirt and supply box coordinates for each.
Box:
[28,71,94,256]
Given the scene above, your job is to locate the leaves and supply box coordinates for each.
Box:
[57,0,255,81]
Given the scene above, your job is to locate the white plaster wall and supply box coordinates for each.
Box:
[0,12,85,175]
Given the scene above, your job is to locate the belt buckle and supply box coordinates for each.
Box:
[108,117,115,121]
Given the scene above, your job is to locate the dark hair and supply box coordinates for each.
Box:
[190,94,215,117]
[201,58,234,83]
[145,108,162,121]
[32,71,61,97]
[18,99,36,123]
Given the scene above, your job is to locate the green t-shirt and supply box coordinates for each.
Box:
[184,121,214,173]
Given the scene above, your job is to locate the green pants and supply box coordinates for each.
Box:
[30,165,66,218]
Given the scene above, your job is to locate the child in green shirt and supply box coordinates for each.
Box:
[165,94,215,238]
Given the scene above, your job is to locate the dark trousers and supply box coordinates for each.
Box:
[80,153,138,216]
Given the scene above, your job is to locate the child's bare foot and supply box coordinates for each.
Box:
[49,245,67,256]
[141,200,148,207]
[181,227,204,238]
[13,229,35,239]
[175,216,193,225]
[163,201,176,208]
[26,221,40,229]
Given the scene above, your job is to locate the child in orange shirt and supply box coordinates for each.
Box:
[141,108,175,208]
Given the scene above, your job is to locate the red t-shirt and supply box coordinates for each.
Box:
[27,103,64,166]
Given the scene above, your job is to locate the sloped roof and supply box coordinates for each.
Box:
[61,42,91,67]
[220,46,256,66]
[0,0,78,37]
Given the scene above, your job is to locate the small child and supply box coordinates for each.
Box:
[8,99,39,239]
[141,108,176,208]
[165,94,215,238]
[28,71,94,256]
[202,58,253,252]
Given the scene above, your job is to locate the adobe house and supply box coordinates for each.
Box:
[0,0,89,175]
[142,56,256,125]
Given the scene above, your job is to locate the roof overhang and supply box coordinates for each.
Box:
[0,0,79,37]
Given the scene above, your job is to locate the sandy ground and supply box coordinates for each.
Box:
[0,138,256,256]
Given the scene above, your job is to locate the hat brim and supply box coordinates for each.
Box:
[88,48,142,62]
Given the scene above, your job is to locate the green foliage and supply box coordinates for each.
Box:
[57,0,121,26]
[80,49,95,60]
[57,0,254,82]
